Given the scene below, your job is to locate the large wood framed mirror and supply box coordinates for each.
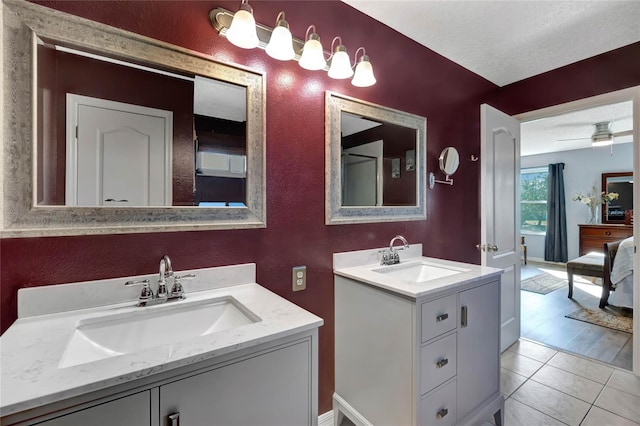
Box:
[2,0,266,237]
[601,171,634,224]
[325,92,426,225]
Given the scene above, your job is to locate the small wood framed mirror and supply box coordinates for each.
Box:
[601,171,633,224]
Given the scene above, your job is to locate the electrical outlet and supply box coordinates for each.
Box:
[292,266,306,292]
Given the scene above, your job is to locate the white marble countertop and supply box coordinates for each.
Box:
[0,264,323,417]
[334,244,503,299]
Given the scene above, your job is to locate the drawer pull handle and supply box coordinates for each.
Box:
[436,358,449,369]
[461,305,468,327]
[605,231,612,235]
[436,408,449,420]
[168,412,180,426]
[436,313,449,322]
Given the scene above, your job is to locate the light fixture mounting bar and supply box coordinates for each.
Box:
[209,7,329,70]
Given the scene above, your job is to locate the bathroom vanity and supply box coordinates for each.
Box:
[0,263,323,426]
[333,244,503,426]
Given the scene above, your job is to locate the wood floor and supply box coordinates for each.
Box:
[520,262,633,371]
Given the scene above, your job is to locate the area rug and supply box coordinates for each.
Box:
[565,308,633,334]
[521,272,567,295]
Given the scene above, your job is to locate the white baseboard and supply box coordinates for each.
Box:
[318,411,334,426]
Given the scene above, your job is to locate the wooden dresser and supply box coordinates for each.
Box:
[578,224,633,255]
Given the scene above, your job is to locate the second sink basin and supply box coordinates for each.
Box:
[373,260,468,283]
[59,296,260,368]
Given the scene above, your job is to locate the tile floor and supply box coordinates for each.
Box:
[482,339,640,426]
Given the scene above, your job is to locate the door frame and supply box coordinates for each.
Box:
[514,85,640,376]
[66,94,173,206]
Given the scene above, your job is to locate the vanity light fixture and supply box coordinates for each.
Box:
[298,26,327,70]
[265,12,295,61]
[209,4,376,87]
[225,0,259,49]
[327,37,354,79]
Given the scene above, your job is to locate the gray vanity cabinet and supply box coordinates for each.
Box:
[159,340,312,425]
[34,391,151,426]
[334,275,503,426]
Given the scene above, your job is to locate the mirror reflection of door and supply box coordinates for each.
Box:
[340,112,417,207]
[37,41,247,208]
[67,95,172,206]
[342,140,383,206]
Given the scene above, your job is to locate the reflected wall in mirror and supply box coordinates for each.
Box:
[601,171,634,224]
[326,92,426,225]
[2,0,265,237]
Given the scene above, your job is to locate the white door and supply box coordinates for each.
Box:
[66,94,173,206]
[481,104,521,352]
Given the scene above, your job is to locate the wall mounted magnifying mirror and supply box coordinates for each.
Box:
[2,0,266,237]
[325,92,426,225]
[429,147,460,189]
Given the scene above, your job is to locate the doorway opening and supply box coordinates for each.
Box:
[515,86,639,374]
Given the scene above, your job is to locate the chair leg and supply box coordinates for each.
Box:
[567,270,574,298]
[600,282,610,309]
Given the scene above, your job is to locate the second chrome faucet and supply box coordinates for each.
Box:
[125,255,195,306]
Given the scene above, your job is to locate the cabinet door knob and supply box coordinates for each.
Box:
[168,412,180,426]
[436,408,449,420]
[605,231,612,235]
[436,358,449,369]
[436,313,449,322]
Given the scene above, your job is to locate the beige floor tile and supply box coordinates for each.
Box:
[547,352,613,384]
[531,365,603,404]
[581,406,640,426]
[501,368,528,398]
[501,350,544,378]
[511,380,591,426]
[507,339,558,363]
[607,369,640,398]
[595,386,640,423]
[502,398,565,426]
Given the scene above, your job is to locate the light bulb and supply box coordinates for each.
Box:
[226,2,259,49]
[299,32,327,70]
[328,45,353,79]
[352,55,376,87]
[266,13,295,61]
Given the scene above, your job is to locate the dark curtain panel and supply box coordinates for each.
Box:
[545,163,568,262]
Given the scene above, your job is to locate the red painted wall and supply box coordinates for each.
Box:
[5,0,637,415]
[498,42,640,115]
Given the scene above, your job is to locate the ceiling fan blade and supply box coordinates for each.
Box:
[614,130,633,137]
[556,137,591,142]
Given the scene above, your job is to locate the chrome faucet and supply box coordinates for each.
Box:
[379,235,410,265]
[125,255,195,306]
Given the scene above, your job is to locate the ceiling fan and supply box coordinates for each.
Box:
[558,121,633,147]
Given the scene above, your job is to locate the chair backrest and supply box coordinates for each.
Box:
[603,240,621,289]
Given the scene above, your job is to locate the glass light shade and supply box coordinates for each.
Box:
[351,56,376,87]
[266,24,295,61]
[299,36,326,70]
[226,7,259,49]
[328,48,353,79]
[592,137,613,147]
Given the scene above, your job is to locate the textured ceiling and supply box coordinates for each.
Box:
[521,101,633,156]
[343,0,640,87]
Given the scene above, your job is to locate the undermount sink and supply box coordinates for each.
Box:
[59,296,260,368]
[373,260,468,283]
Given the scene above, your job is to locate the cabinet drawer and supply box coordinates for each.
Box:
[420,333,457,395]
[420,379,457,426]
[421,294,457,342]
[580,226,632,239]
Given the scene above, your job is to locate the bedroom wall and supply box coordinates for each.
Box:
[521,143,634,261]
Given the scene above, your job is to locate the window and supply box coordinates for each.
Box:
[520,167,548,233]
